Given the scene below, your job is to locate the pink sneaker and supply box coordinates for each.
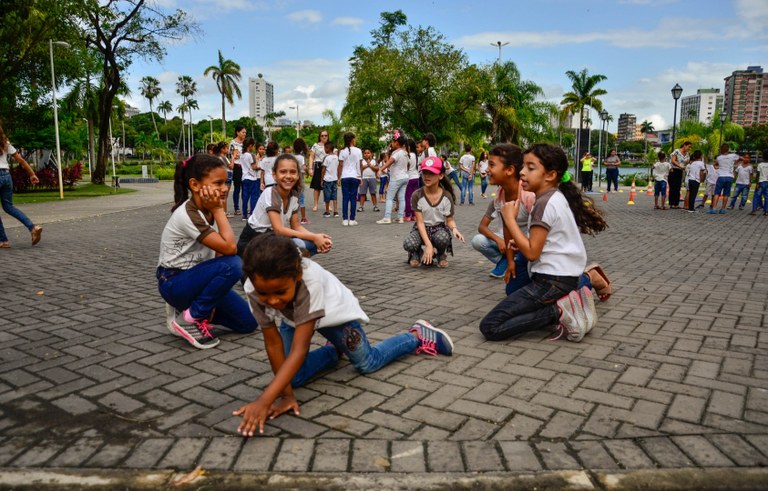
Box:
[172,309,220,349]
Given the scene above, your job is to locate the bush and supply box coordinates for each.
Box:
[154,167,176,180]
[620,172,648,187]
[11,161,82,192]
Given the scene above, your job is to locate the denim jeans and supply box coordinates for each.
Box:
[654,180,667,197]
[606,168,619,192]
[384,177,408,219]
[279,320,419,387]
[504,252,533,296]
[480,273,579,341]
[480,176,488,195]
[447,172,461,189]
[460,172,474,204]
[157,255,257,332]
[241,179,260,216]
[340,178,359,220]
[729,183,750,208]
[753,181,768,212]
[470,234,503,264]
[0,170,35,242]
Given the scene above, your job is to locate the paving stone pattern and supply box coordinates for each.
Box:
[1,186,767,474]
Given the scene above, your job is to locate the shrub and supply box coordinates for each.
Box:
[154,167,176,180]
[11,161,82,192]
[620,172,648,187]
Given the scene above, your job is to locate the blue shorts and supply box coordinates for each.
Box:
[654,180,667,197]
[323,181,337,202]
[714,176,733,197]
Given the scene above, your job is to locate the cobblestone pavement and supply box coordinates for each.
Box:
[1,183,767,482]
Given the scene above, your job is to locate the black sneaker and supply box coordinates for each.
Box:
[323,212,331,218]
[357,206,364,212]
[333,212,339,218]
[172,309,220,349]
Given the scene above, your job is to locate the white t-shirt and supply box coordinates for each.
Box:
[459,154,475,174]
[322,154,339,182]
[245,258,369,329]
[338,146,363,179]
[261,156,276,186]
[411,188,454,226]
[705,164,718,185]
[294,154,307,180]
[757,162,768,182]
[1,143,17,170]
[426,147,437,158]
[379,160,388,177]
[389,148,409,181]
[407,152,419,180]
[361,158,377,179]
[716,153,739,178]
[735,165,753,185]
[157,199,217,270]
[246,185,299,232]
[489,187,536,238]
[241,152,259,181]
[687,160,705,183]
[653,161,671,182]
[478,160,489,177]
[527,189,586,277]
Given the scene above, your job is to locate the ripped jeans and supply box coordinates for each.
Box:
[279,320,419,387]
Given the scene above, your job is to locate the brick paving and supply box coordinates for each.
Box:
[1,182,767,476]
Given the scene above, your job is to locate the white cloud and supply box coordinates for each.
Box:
[287,10,323,24]
[735,0,768,30]
[332,16,364,30]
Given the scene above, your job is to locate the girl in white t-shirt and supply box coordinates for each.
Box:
[234,233,454,436]
[0,126,43,247]
[292,138,310,224]
[480,144,607,343]
[338,132,363,225]
[240,138,260,218]
[377,152,389,201]
[403,139,421,222]
[157,154,257,350]
[376,131,410,224]
[238,154,333,257]
[478,151,490,198]
[260,141,279,191]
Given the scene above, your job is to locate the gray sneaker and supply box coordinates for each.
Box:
[165,303,181,336]
[554,290,588,342]
[578,286,597,334]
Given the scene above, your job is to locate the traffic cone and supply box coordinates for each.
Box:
[646,183,653,196]
[602,191,607,202]
[627,179,637,205]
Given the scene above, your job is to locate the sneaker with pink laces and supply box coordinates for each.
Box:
[172,309,220,349]
[554,290,588,342]
[409,319,454,356]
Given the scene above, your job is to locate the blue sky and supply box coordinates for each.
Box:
[127,0,768,133]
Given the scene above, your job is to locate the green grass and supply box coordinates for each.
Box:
[12,184,136,205]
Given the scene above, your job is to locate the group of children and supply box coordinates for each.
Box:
[157,128,610,436]
[652,142,768,215]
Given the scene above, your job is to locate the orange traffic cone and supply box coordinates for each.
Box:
[646,183,653,196]
[627,179,637,205]
[602,191,608,202]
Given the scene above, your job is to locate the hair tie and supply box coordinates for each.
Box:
[182,157,191,167]
[561,171,571,183]
[393,130,401,140]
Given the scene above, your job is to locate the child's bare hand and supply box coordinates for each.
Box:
[422,244,435,264]
[270,395,300,419]
[503,261,517,283]
[452,228,465,242]
[314,234,333,252]
[233,400,271,437]
[200,186,223,211]
[501,200,520,223]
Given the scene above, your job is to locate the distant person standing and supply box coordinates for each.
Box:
[459,144,476,205]
[709,143,742,214]
[579,152,594,192]
[685,150,706,213]
[308,132,329,212]
[604,149,620,192]
[229,125,247,215]
[0,126,42,248]
[668,141,691,209]
[750,150,768,216]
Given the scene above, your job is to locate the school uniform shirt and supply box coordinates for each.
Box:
[411,188,454,226]
[487,187,536,238]
[426,147,437,158]
[157,199,217,270]
[361,159,377,179]
[241,152,259,181]
[478,160,489,176]
[294,154,306,179]
[261,156,276,186]
[322,154,339,181]
[338,146,363,179]
[715,153,739,178]
[653,161,671,182]
[735,165,753,185]
[687,160,705,183]
[705,164,718,185]
[245,258,369,329]
[757,162,768,182]
[407,152,419,180]
[1,142,17,169]
[527,188,587,277]
[459,154,476,174]
[389,148,409,181]
[246,186,299,233]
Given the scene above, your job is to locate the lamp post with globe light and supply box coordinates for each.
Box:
[598,109,609,189]
[670,84,683,151]
[49,39,70,199]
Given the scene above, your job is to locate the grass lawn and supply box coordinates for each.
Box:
[12,184,136,205]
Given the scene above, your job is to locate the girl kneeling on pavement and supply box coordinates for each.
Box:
[233,233,454,436]
[157,155,258,350]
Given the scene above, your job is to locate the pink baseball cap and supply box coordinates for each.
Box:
[420,156,444,174]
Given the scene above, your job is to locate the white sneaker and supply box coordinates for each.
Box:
[394,217,405,223]
[348,220,359,226]
[376,218,392,224]
[578,286,597,333]
[165,303,181,336]
[342,220,349,226]
[554,291,588,342]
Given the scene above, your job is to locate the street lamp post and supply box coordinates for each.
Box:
[598,109,609,189]
[670,83,683,151]
[208,115,213,143]
[49,39,70,199]
[718,112,726,149]
[490,41,509,63]
[289,105,300,139]
[82,118,92,175]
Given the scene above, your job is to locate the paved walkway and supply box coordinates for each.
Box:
[1,183,767,489]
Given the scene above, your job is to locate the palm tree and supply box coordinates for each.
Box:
[561,68,607,175]
[640,120,655,155]
[204,50,242,135]
[157,100,173,142]
[264,110,286,142]
[187,98,199,153]
[176,75,197,156]
[139,76,162,139]
[176,101,188,154]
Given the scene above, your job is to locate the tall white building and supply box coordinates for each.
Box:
[680,88,723,124]
[248,74,274,125]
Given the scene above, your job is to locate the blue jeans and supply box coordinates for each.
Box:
[447,172,461,189]
[460,172,474,204]
[480,273,579,341]
[480,176,488,195]
[504,254,592,296]
[470,234,502,264]
[241,179,260,216]
[340,178,358,220]
[384,177,408,219]
[378,175,388,195]
[157,255,257,333]
[279,320,419,387]
[729,183,749,208]
[606,167,619,191]
[0,170,35,242]
[753,181,768,212]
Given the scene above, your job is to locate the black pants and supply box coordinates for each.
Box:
[581,171,593,192]
[668,168,683,207]
[687,180,700,211]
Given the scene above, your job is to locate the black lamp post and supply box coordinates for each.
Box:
[670,84,683,151]
[598,109,609,188]
[718,112,726,149]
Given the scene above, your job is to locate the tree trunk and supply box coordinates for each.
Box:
[221,94,226,135]
[93,78,119,184]
[87,118,96,175]
[150,102,159,139]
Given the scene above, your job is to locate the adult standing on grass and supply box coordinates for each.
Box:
[668,141,691,209]
[0,125,42,248]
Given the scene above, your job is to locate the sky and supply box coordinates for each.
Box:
[125,0,768,134]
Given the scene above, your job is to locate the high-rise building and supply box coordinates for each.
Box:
[617,113,636,141]
[723,66,768,127]
[680,88,723,124]
[248,73,274,126]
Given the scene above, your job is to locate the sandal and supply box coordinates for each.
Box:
[0,241,10,248]
[437,254,449,268]
[31,226,43,246]
[585,263,612,301]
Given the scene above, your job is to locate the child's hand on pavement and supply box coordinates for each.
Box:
[422,244,435,264]
[269,395,300,419]
[233,399,271,436]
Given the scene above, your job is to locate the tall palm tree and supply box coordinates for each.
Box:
[640,120,655,155]
[176,75,197,156]
[204,50,242,135]
[264,110,286,142]
[561,68,607,173]
[139,76,162,139]
[176,101,188,154]
[157,100,173,142]
[187,98,199,153]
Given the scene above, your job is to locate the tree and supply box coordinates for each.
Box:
[640,120,655,155]
[204,50,242,135]
[176,75,197,155]
[61,53,103,174]
[139,76,161,139]
[82,0,194,184]
[561,68,607,167]
[264,111,286,142]
[157,100,173,142]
